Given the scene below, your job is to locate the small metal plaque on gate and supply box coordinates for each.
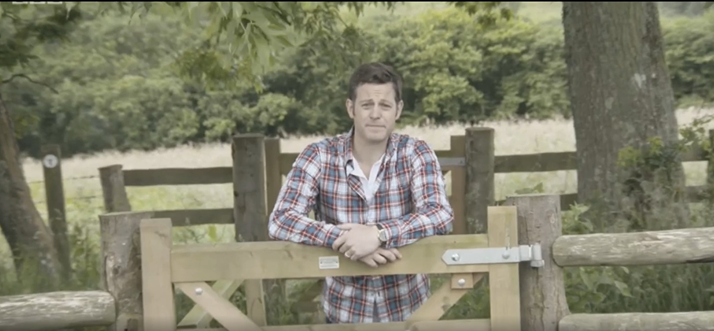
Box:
[319,256,340,269]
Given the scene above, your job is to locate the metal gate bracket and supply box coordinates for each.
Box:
[442,244,544,268]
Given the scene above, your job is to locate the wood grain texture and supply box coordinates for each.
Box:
[553,226,714,267]
[171,234,489,282]
[232,134,268,325]
[0,291,115,331]
[98,164,131,212]
[505,194,570,331]
[465,128,494,234]
[99,211,154,331]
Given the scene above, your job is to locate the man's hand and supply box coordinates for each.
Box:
[359,247,402,268]
[332,223,382,261]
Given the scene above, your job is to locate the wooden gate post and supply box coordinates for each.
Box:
[487,206,521,331]
[99,165,131,212]
[465,127,495,234]
[232,134,274,325]
[99,211,155,331]
[505,194,570,331]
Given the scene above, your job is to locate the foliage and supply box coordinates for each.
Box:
[661,11,714,108]
[2,5,712,158]
[614,113,714,231]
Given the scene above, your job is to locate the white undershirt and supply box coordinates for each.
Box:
[345,153,384,322]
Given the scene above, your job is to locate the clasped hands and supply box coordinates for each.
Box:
[331,223,401,268]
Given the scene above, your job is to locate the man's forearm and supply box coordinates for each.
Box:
[268,211,344,247]
[378,203,453,248]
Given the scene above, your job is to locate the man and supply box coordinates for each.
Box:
[268,62,454,324]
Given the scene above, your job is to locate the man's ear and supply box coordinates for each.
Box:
[396,100,404,120]
[346,99,355,119]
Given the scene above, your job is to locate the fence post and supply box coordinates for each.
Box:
[99,165,131,212]
[40,144,71,281]
[505,194,570,331]
[99,211,155,331]
[706,129,714,206]
[450,135,467,235]
[232,134,269,325]
[465,127,495,234]
[263,137,289,313]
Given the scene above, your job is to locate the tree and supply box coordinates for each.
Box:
[0,3,83,289]
[562,2,690,232]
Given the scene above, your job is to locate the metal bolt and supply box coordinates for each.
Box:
[451,253,460,262]
[457,278,466,287]
[195,287,203,295]
[502,250,510,259]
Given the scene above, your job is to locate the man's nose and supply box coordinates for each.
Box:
[369,107,381,119]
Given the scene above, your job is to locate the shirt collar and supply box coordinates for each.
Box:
[340,126,398,167]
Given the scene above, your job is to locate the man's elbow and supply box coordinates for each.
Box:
[436,207,454,235]
[267,211,284,241]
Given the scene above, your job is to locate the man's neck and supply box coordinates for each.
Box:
[351,134,388,167]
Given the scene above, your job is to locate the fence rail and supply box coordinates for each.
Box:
[32,128,714,232]
[3,194,714,331]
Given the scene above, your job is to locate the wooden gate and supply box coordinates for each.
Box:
[139,206,532,331]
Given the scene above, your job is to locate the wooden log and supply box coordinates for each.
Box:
[0,290,115,331]
[505,194,570,331]
[552,226,714,267]
[559,311,714,331]
[465,127,494,234]
[99,164,131,212]
[99,211,155,331]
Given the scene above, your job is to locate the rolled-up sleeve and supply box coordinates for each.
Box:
[268,143,343,247]
[379,140,454,248]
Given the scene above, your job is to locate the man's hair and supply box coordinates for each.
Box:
[347,62,402,103]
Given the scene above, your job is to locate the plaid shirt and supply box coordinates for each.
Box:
[268,128,454,324]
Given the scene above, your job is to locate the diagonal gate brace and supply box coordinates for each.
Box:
[442,244,544,268]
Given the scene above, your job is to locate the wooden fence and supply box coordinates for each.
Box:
[3,194,714,331]
[32,127,714,318]
[96,130,478,321]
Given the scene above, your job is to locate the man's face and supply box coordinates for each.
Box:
[346,83,403,144]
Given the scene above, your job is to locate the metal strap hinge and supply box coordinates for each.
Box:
[442,243,544,268]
